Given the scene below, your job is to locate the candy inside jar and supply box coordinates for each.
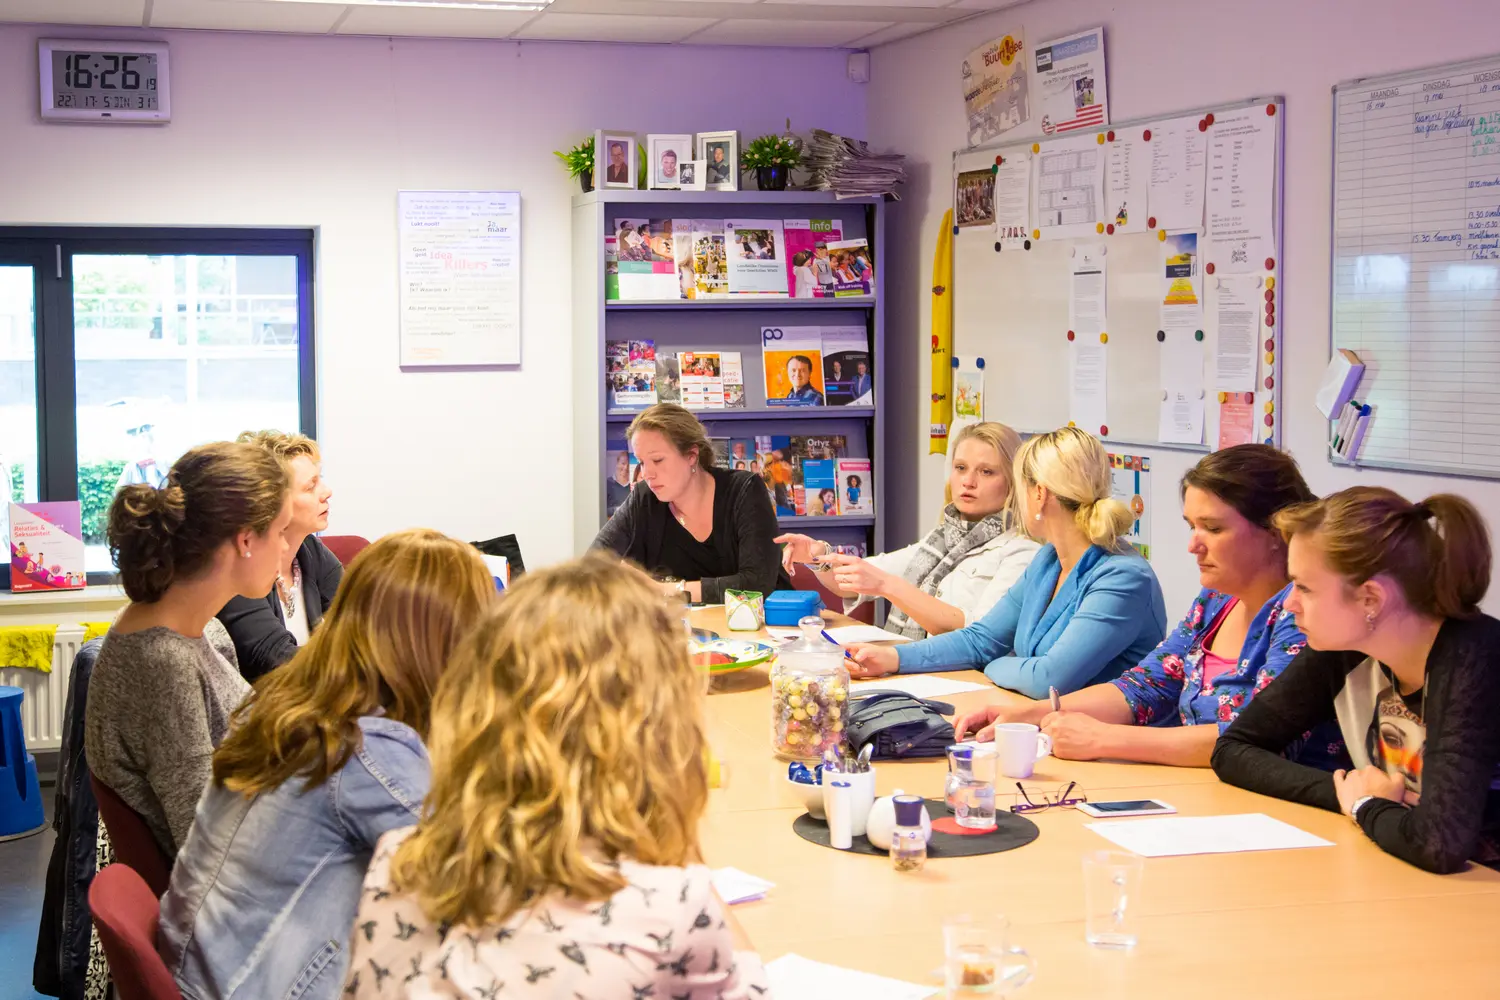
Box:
[770,615,851,761]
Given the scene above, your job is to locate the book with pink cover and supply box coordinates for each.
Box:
[783,219,842,298]
[9,501,86,591]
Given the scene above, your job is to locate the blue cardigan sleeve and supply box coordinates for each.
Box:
[983,560,1159,699]
[894,563,1026,674]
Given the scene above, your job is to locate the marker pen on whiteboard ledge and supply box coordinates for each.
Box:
[1334,400,1360,453]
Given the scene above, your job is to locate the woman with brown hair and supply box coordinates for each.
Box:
[345,553,767,998]
[85,441,292,857]
[593,402,789,601]
[953,444,1336,768]
[1213,487,1500,873]
[157,529,496,1000]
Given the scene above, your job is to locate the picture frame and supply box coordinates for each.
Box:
[647,133,694,190]
[679,160,706,191]
[696,131,739,191]
[595,129,637,190]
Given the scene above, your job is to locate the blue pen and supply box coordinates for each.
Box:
[822,629,856,661]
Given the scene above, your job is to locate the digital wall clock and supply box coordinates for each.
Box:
[39,39,170,123]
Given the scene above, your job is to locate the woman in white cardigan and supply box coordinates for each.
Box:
[777,422,1039,639]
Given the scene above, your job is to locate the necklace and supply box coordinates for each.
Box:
[276,560,301,618]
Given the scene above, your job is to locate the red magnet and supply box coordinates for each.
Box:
[1264,375,1275,389]
[1263,414,1275,427]
[1100,425,1109,436]
[1243,392,1255,404]
[1265,314,1275,327]
[1143,128,1152,141]
[1198,119,1208,132]
[1147,216,1157,228]
[1106,223,1115,235]
[1265,257,1276,270]
[995,155,1003,165]
[1107,130,1116,142]
[1264,338,1275,351]
[1266,103,1277,116]
[1205,113,1215,126]
[1205,262,1216,275]
[1265,302,1275,316]
[1067,330,1076,341]
[1264,289,1274,302]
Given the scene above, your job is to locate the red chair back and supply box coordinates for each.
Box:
[321,534,371,567]
[790,563,875,625]
[91,774,172,898]
[89,864,183,1000]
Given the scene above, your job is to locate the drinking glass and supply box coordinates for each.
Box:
[955,745,997,830]
[942,914,1034,998]
[1083,850,1144,948]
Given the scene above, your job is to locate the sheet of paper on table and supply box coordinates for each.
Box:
[711,867,775,905]
[855,675,992,699]
[765,953,939,1000]
[823,625,914,644]
[1085,812,1335,857]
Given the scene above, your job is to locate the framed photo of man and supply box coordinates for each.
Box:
[647,133,693,190]
[594,129,637,190]
[696,131,739,191]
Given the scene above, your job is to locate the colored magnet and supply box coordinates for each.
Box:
[1263,414,1275,427]
[1265,314,1275,327]
[1143,129,1152,141]
[1023,239,1032,250]
[976,357,986,369]
[1198,119,1208,132]
[1265,302,1275,316]
[1206,262,1216,275]
[1264,376,1274,389]
[1106,223,1115,235]
[1242,392,1254,404]
[1032,143,1041,153]
[1100,425,1109,436]
[1217,391,1228,403]
[1107,130,1116,141]
[1156,330,1166,342]
[1264,338,1274,351]
[951,357,960,368]
[1096,133,1106,144]
[1032,229,1041,239]
[1264,289,1274,302]
[1067,330,1076,341]
[991,164,999,174]
[1149,216,1158,229]
[1265,257,1276,270]
[1067,420,1076,428]
[1096,222,1105,234]
[1205,113,1215,126]
[1266,277,1276,290]
[994,241,1003,252]
[1100,332,1109,344]
[1265,352,1275,364]
[1195,330,1204,341]
[1264,401,1275,414]
[953,225,961,235]
[995,155,1003,165]
[1266,103,1277,116]
[1157,228,1166,241]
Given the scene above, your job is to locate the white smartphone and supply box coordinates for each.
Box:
[1075,799,1176,818]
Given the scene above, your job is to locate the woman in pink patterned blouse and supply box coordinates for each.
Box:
[344,553,769,999]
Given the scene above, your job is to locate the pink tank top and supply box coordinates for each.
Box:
[1200,598,1240,692]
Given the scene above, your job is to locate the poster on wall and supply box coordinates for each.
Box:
[962,32,1029,148]
[1034,26,1108,136]
[1106,453,1151,559]
[9,502,85,592]
[397,190,521,367]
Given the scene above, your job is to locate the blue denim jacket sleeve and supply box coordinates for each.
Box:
[983,560,1159,699]
[332,718,431,848]
[894,564,1025,674]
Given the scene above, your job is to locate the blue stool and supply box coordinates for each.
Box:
[0,685,46,841]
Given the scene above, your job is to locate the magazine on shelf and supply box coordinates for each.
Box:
[820,326,873,406]
[693,220,728,296]
[835,458,874,516]
[615,218,679,300]
[827,238,874,297]
[791,436,846,516]
[604,447,638,515]
[8,501,85,592]
[605,236,620,301]
[673,218,698,299]
[783,219,842,298]
[606,339,658,408]
[721,352,746,408]
[679,350,727,410]
[755,434,800,517]
[655,353,681,403]
[763,326,826,407]
[724,438,756,472]
[725,220,788,295]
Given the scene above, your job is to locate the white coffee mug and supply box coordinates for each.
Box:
[993,723,1052,779]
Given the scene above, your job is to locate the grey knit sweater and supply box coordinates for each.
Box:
[84,619,250,857]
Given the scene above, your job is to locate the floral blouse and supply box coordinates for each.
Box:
[1114,585,1305,731]
[344,828,769,999]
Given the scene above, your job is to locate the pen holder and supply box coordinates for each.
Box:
[822,765,876,837]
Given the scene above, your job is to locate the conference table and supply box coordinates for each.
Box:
[692,607,1500,997]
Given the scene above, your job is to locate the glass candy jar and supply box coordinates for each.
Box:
[770,616,850,761]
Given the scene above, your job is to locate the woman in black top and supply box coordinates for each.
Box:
[1213,487,1500,874]
[593,404,790,603]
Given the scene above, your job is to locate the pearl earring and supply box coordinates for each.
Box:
[242,550,252,559]
[1034,512,1043,522]
[1365,611,1377,632]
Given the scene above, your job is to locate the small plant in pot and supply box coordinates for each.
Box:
[741,134,802,191]
[554,136,596,193]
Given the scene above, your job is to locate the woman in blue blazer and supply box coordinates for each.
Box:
[847,427,1166,698]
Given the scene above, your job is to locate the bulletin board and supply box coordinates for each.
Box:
[950,97,1284,451]
[1331,54,1500,478]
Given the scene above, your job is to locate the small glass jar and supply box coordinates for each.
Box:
[890,794,928,873]
[770,616,850,761]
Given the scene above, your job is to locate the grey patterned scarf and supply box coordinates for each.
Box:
[884,504,1012,639]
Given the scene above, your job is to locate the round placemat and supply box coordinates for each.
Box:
[791,798,1039,858]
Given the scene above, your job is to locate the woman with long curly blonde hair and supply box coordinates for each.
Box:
[344,552,768,999]
[157,529,497,1000]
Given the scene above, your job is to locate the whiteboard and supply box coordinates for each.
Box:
[952,98,1283,451]
[1332,55,1500,477]
[398,190,521,367]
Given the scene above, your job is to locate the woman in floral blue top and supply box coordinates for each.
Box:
[955,445,1342,768]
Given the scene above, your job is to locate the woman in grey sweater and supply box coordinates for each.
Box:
[85,441,292,857]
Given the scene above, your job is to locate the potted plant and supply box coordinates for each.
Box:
[554,136,596,193]
[741,134,802,191]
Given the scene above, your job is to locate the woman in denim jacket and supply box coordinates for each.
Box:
[157,529,497,1000]
[954,445,1344,770]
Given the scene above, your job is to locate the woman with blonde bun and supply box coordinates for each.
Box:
[847,427,1166,697]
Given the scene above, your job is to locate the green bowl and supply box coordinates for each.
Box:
[691,638,777,674]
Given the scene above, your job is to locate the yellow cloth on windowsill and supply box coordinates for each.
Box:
[81,622,111,644]
[0,624,58,672]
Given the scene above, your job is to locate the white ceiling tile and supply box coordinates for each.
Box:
[336,4,537,37]
[0,0,145,25]
[149,0,345,31]
[846,19,932,46]
[514,11,717,42]
[687,16,890,45]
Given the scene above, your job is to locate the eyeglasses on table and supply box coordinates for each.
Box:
[1009,781,1087,814]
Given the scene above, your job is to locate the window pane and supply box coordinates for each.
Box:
[0,265,39,576]
[73,254,302,571]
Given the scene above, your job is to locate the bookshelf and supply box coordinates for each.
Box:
[570,189,886,559]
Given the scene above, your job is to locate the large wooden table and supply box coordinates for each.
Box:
[693,608,1500,997]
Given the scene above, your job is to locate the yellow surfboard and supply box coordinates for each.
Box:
[930,209,954,454]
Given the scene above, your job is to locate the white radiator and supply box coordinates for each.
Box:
[0,625,83,753]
